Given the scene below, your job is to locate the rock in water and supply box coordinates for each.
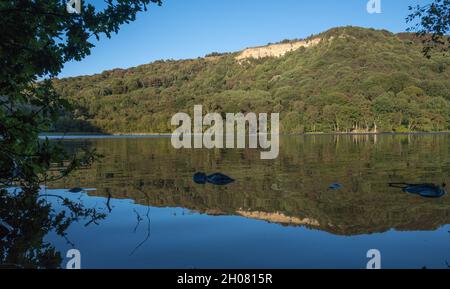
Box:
[403,184,447,198]
[328,183,343,190]
[193,172,235,186]
[193,172,208,185]
[206,173,235,186]
[68,187,84,193]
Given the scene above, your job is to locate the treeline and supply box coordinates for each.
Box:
[52,27,450,134]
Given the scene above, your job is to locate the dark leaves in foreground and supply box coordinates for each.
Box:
[407,0,450,57]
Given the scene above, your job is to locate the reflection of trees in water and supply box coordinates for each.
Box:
[0,141,106,269]
[49,135,450,236]
[129,182,152,256]
[0,0,162,269]
[0,187,106,268]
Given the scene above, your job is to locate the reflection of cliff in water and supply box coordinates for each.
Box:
[48,135,450,236]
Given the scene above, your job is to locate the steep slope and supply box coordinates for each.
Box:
[235,37,321,61]
[53,26,450,134]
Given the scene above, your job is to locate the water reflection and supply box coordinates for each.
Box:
[0,187,107,268]
[13,134,448,268]
[50,135,450,236]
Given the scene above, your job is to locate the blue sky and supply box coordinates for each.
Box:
[59,0,432,78]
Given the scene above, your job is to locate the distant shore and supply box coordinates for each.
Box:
[39,132,172,140]
[40,131,450,139]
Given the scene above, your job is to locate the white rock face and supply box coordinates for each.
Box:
[235,38,321,61]
[236,210,320,226]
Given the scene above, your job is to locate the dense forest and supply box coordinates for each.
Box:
[52,26,450,134]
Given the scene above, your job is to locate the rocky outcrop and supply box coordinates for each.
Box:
[235,38,321,61]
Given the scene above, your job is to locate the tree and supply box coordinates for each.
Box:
[0,0,161,268]
[407,0,450,57]
[0,0,161,187]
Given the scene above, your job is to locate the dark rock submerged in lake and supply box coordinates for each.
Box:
[328,183,343,190]
[389,183,447,198]
[403,184,447,198]
[68,187,84,193]
[193,172,234,186]
[193,172,208,184]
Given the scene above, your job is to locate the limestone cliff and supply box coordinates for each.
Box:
[235,38,321,61]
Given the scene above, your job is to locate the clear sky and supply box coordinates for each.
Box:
[59,0,432,78]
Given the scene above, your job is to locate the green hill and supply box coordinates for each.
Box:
[52,26,450,134]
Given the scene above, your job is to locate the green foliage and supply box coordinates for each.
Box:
[0,0,161,268]
[407,0,450,57]
[0,0,161,188]
[54,27,450,134]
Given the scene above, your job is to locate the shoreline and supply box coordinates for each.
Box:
[40,131,450,139]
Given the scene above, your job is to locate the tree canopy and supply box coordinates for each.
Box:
[0,0,161,268]
[53,27,450,134]
[407,0,450,57]
[0,0,161,188]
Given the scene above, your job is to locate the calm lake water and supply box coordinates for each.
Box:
[43,134,450,269]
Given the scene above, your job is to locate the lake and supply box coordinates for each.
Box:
[43,134,450,269]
